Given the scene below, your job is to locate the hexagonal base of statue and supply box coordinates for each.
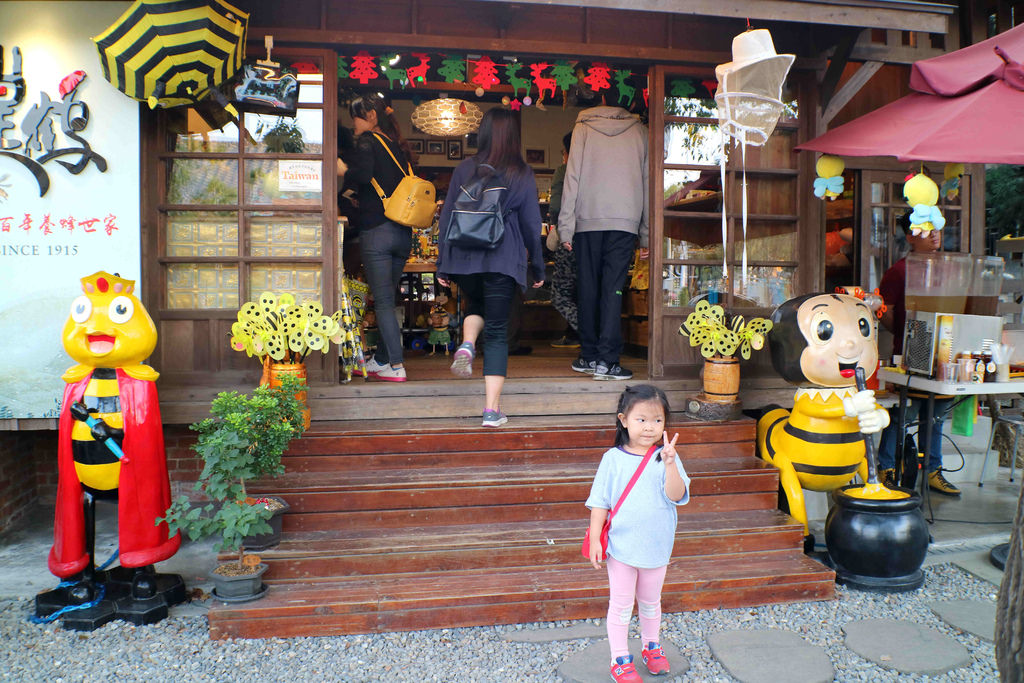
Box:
[34,567,186,631]
[825,484,929,592]
[684,394,743,422]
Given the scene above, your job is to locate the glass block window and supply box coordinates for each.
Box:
[166,212,238,256]
[166,263,239,309]
[249,265,322,303]
[249,213,322,256]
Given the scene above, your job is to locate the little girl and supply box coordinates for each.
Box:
[585,384,690,682]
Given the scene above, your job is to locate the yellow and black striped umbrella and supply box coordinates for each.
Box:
[94,0,247,109]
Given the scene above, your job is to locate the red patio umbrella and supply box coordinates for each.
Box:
[797,24,1024,164]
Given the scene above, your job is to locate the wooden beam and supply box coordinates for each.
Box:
[821,60,883,126]
[467,0,953,33]
[819,30,862,112]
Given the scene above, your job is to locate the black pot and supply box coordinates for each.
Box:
[210,562,268,603]
[824,485,929,592]
[242,496,290,551]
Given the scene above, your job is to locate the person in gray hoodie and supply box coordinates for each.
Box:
[557,104,649,380]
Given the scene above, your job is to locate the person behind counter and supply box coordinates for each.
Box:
[345,93,419,383]
[436,108,545,427]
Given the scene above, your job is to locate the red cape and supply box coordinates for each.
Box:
[48,369,180,578]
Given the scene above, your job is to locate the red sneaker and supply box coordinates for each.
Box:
[641,642,670,676]
[610,655,642,683]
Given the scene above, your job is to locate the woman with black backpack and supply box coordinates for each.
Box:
[436,108,546,427]
[346,93,419,382]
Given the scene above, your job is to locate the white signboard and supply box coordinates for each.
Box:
[278,160,322,192]
[0,2,141,419]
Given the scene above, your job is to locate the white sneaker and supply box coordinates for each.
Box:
[374,364,407,382]
[363,357,389,377]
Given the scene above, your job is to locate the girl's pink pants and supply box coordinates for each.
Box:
[605,554,668,662]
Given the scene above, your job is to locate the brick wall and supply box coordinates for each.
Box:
[0,431,55,534]
[0,425,203,533]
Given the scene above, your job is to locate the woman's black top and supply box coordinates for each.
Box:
[345,132,410,232]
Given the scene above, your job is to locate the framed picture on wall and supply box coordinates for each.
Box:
[447,140,463,161]
[408,138,424,154]
[426,140,444,155]
[464,133,478,151]
[525,148,546,166]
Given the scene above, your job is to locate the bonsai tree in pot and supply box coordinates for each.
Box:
[159,374,306,601]
[679,299,772,418]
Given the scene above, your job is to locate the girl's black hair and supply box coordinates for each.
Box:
[475,108,527,181]
[614,384,671,448]
[348,92,418,165]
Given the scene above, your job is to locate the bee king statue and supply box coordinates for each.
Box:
[35,271,183,630]
[756,292,889,551]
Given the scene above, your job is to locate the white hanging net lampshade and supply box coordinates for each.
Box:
[411,97,483,136]
[714,29,794,293]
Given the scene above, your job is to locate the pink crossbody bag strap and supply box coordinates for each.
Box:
[607,443,659,522]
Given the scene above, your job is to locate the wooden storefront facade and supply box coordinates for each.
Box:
[141,0,990,423]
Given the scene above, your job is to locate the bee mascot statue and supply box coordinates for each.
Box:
[756,292,889,550]
[36,271,183,630]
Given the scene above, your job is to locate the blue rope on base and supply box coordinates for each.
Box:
[26,547,119,625]
[28,583,107,624]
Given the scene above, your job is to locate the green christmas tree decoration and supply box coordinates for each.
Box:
[670,79,696,98]
[337,56,349,79]
[551,60,576,93]
[438,54,466,84]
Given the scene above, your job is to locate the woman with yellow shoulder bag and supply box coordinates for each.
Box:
[346,93,433,382]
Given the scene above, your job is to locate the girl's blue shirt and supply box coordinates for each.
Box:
[585,446,690,569]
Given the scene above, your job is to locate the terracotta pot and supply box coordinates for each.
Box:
[702,357,740,404]
[267,362,311,429]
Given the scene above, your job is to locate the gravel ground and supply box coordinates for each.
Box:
[0,563,1000,683]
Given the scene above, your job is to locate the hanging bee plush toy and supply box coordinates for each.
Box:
[40,271,181,628]
[904,172,945,235]
[813,155,845,200]
[756,293,889,548]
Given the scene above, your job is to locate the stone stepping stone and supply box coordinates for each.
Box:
[707,628,833,683]
[843,618,970,675]
[929,599,997,641]
[557,638,688,683]
[502,622,606,643]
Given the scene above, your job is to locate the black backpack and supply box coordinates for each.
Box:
[445,163,508,250]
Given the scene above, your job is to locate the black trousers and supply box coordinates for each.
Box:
[574,230,637,366]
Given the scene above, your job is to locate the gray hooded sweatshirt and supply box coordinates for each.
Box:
[556,106,649,247]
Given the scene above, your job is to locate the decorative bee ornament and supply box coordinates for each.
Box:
[37,271,183,630]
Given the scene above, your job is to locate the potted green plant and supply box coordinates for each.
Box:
[159,374,307,602]
[679,299,773,405]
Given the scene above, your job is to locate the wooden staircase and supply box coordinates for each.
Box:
[207,415,835,639]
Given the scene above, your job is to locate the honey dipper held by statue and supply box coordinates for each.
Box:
[756,293,889,550]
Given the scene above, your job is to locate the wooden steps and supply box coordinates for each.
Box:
[208,416,835,639]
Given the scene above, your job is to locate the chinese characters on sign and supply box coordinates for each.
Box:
[0,45,108,198]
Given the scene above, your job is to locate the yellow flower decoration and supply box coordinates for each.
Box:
[679,300,773,359]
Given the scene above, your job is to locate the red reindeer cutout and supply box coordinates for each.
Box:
[530,63,557,101]
[406,53,431,85]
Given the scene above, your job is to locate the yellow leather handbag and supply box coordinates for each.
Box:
[370,133,436,229]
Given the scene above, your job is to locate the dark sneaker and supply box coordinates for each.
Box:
[928,470,961,496]
[482,409,508,427]
[879,468,897,489]
[641,642,670,676]
[551,336,581,349]
[450,342,475,378]
[610,655,642,683]
[594,362,633,381]
[509,345,533,356]
[571,357,597,374]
